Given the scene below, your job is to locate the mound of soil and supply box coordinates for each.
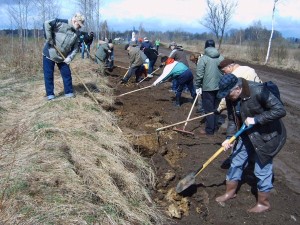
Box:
[108,44,300,225]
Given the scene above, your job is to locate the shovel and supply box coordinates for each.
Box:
[176,123,252,193]
[173,92,200,135]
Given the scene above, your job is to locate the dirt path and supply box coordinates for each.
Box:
[109,44,300,225]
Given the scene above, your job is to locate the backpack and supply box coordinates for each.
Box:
[263,81,282,104]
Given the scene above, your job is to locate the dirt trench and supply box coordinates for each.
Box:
[107,44,300,225]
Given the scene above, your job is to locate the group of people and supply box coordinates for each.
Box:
[42,12,286,214]
[149,39,286,213]
[121,37,159,84]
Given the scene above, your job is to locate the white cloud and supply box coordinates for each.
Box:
[99,0,300,37]
[1,0,299,37]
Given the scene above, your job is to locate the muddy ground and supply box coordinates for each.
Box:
[107,44,300,225]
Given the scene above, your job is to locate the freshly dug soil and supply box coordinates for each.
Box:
[108,44,300,225]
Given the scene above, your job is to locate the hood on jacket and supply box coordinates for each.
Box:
[204,47,220,58]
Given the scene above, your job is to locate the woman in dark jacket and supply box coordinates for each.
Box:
[215,74,286,213]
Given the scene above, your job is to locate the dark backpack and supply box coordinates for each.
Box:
[264,81,282,104]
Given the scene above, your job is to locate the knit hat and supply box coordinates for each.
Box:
[217,74,238,99]
[144,37,149,41]
[124,44,129,50]
[205,39,215,48]
[219,59,235,69]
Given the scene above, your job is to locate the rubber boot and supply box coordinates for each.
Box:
[216,181,238,203]
[248,191,270,213]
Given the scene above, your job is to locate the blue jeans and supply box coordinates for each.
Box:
[175,69,196,104]
[148,58,157,74]
[202,90,220,134]
[81,44,91,58]
[226,136,274,192]
[43,56,73,97]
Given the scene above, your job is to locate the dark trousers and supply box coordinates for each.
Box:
[175,69,196,104]
[202,90,220,134]
[148,59,157,74]
[124,65,144,83]
[43,56,73,96]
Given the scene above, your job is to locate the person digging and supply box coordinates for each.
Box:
[152,56,196,107]
[215,74,286,213]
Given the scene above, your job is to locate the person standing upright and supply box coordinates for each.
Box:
[155,38,160,52]
[195,39,224,135]
[83,31,94,59]
[42,12,85,100]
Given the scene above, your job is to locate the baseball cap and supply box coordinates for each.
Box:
[217,74,238,99]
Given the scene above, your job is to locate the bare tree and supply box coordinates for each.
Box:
[6,0,33,49]
[100,20,109,40]
[265,0,279,65]
[200,0,237,49]
[76,0,99,33]
[138,23,146,39]
[35,0,60,23]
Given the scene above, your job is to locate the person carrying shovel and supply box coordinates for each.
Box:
[153,56,196,107]
[42,13,85,100]
[215,74,286,213]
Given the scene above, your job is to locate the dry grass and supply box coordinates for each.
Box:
[0,49,166,224]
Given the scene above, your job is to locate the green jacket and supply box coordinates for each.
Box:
[195,47,224,91]
[155,39,160,46]
[95,42,110,62]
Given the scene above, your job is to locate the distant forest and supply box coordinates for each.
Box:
[1,26,299,46]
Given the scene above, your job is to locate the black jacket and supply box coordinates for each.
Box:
[143,48,158,61]
[226,78,287,165]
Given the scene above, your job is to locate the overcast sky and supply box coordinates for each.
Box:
[1,0,299,38]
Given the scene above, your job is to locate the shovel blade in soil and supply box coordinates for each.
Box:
[176,173,196,193]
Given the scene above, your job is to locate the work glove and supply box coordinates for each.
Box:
[64,57,71,65]
[196,88,202,95]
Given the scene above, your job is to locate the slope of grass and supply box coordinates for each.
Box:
[0,58,165,224]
